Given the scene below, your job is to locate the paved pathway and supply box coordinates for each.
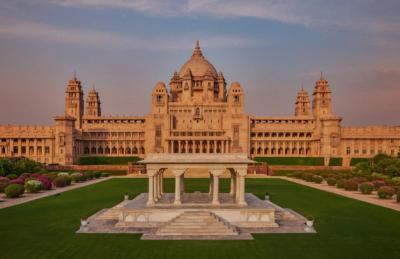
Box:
[272,176,400,212]
[0,177,115,209]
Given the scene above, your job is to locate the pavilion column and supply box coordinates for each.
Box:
[173,169,185,205]
[180,174,184,194]
[237,169,247,206]
[160,170,164,195]
[154,173,159,202]
[178,141,181,153]
[229,170,236,197]
[208,173,213,195]
[146,169,157,206]
[210,169,224,205]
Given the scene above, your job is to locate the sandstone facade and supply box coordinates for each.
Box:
[0,41,399,165]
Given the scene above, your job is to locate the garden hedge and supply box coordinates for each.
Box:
[329,157,343,166]
[253,157,324,166]
[350,158,370,166]
[77,156,141,165]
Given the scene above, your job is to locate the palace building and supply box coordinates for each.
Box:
[0,41,399,165]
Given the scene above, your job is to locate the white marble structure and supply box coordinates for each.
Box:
[140,153,251,207]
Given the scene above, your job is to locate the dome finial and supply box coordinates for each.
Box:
[192,40,203,57]
[320,71,325,80]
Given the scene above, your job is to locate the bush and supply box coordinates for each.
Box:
[101,172,110,177]
[359,182,374,194]
[93,171,102,178]
[336,179,346,189]
[326,177,337,186]
[53,176,71,188]
[9,178,25,185]
[397,191,400,203]
[84,171,95,180]
[344,179,358,191]
[0,177,10,192]
[312,175,323,184]
[301,173,314,182]
[377,186,395,199]
[70,172,85,182]
[25,180,43,193]
[372,180,386,190]
[37,176,52,190]
[6,174,18,180]
[57,172,70,177]
[4,184,25,198]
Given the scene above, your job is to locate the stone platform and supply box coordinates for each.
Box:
[77,192,316,240]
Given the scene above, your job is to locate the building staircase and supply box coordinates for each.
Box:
[155,211,239,236]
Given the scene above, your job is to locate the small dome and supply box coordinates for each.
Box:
[178,41,218,78]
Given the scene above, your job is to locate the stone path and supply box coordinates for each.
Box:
[273,176,400,212]
[0,177,114,209]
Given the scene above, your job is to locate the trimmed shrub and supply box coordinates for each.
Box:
[93,171,102,179]
[53,176,71,188]
[312,175,323,184]
[5,184,25,198]
[329,157,343,166]
[0,177,10,192]
[301,173,314,182]
[372,180,386,190]
[359,182,374,194]
[6,174,18,180]
[57,172,70,177]
[336,179,346,189]
[43,173,58,181]
[37,176,52,190]
[70,172,84,182]
[344,179,358,191]
[326,177,337,186]
[101,172,110,177]
[25,180,43,193]
[350,158,370,166]
[9,178,24,185]
[377,186,395,199]
[84,171,95,180]
[253,157,324,166]
[77,156,141,165]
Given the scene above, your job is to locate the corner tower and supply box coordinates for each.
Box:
[65,74,84,129]
[295,87,311,117]
[85,88,101,117]
[312,73,332,117]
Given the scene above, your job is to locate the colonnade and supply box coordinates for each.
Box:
[168,140,232,154]
[146,167,247,207]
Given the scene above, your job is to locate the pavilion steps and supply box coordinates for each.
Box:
[155,211,239,236]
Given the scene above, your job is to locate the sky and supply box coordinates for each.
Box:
[0,0,399,126]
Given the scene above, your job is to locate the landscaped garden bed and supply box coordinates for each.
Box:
[279,154,400,202]
[0,157,110,201]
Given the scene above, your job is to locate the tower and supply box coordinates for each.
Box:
[312,73,332,117]
[295,87,311,117]
[85,87,101,117]
[65,74,84,129]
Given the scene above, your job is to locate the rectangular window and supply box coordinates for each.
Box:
[233,125,240,148]
[155,125,162,148]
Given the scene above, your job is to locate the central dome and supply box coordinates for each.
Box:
[178,41,218,78]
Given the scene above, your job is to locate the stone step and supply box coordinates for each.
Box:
[155,210,238,237]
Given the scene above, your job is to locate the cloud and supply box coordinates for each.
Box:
[34,0,400,33]
[0,18,257,50]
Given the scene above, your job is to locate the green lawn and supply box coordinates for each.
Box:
[1,178,400,259]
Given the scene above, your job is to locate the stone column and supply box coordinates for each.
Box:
[236,169,247,206]
[210,169,224,205]
[160,170,164,195]
[147,173,155,206]
[208,173,213,195]
[173,169,185,205]
[180,174,184,194]
[229,170,235,197]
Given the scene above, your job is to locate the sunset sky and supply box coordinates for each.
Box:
[0,0,399,126]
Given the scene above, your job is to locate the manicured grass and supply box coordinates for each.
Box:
[254,157,325,165]
[1,178,400,259]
